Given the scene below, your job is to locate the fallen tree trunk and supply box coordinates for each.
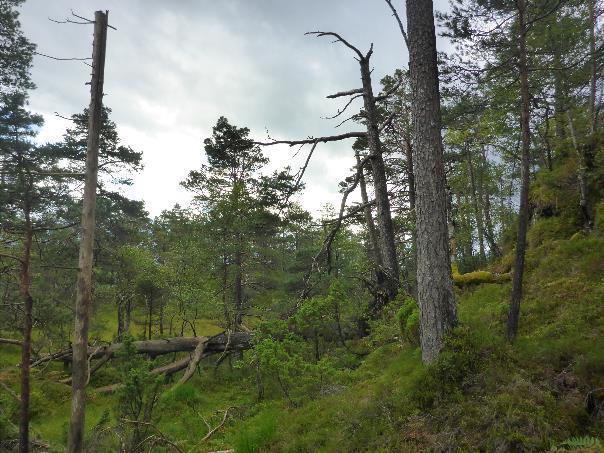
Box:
[31,332,251,366]
[0,338,22,346]
[33,332,252,393]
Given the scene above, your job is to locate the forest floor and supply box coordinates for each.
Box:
[2,222,604,452]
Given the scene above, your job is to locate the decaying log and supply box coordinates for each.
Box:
[0,338,22,346]
[32,332,251,366]
[34,332,252,393]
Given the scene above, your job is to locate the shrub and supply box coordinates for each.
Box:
[396,297,419,345]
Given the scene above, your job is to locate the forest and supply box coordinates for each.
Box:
[1,0,604,451]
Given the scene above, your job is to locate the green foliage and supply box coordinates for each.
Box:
[114,335,163,450]
[396,296,420,345]
[550,436,603,451]
[409,327,483,410]
[231,407,278,453]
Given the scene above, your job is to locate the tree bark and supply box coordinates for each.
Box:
[68,11,108,453]
[480,147,502,257]
[406,0,457,363]
[234,248,243,328]
[147,295,153,340]
[359,56,400,302]
[588,0,598,134]
[18,212,33,453]
[403,136,418,298]
[567,110,592,230]
[356,151,388,316]
[466,144,486,264]
[507,0,531,341]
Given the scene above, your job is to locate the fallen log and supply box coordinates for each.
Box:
[34,331,252,393]
[32,331,252,366]
[0,337,22,346]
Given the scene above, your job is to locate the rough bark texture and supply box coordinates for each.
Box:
[406,0,457,363]
[507,0,531,341]
[68,11,108,453]
[234,248,244,327]
[481,148,502,257]
[466,145,486,263]
[359,56,400,302]
[588,0,598,134]
[356,151,388,317]
[567,110,592,230]
[18,219,32,453]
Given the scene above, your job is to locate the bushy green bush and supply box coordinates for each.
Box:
[409,327,482,410]
[396,296,419,345]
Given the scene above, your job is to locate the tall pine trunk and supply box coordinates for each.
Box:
[406,0,457,363]
[466,144,486,264]
[507,0,531,341]
[18,206,33,453]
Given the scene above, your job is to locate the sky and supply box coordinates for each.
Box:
[18,0,450,217]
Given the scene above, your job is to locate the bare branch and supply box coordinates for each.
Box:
[326,88,364,99]
[384,0,409,48]
[323,94,363,120]
[255,131,365,147]
[34,51,92,62]
[306,31,365,60]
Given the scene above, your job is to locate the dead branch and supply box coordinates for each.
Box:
[384,0,410,48]
[323,94,363,119]
[306,31,366,60]
[177,336,208,385]
[201,408,232,442]
[326,88,364,99]
[0,337,22,346]
[255,131,365,147]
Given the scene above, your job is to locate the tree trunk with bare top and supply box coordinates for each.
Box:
[68,10,108,453]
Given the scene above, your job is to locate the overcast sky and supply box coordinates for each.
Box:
[19,0,450,217]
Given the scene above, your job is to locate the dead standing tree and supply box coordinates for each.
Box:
[258,31,400,317]
[69,10,109,453]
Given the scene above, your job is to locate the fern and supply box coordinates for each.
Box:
[550,436,602,451]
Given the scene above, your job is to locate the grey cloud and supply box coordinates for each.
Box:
[19,0,450,216]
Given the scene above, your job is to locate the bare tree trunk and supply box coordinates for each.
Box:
[125,295,132,332]
[466,144,486,264]
[567,110,592,230]
[588,0,598,133]
[222,255,230,328]
[18,211,33,453]
[147,295,153,340]
[403,136,418,298]
[507,0,531,342]
[234,249,243,328]
[480,147,502,257]
[406,0,457,363]
[117,297,124,340]
[356,151,388,316]
[159,300,164,336]
[359,57,399,302]
[553,52,567,140]
[356,151,381,270]
[68,11,108,453]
